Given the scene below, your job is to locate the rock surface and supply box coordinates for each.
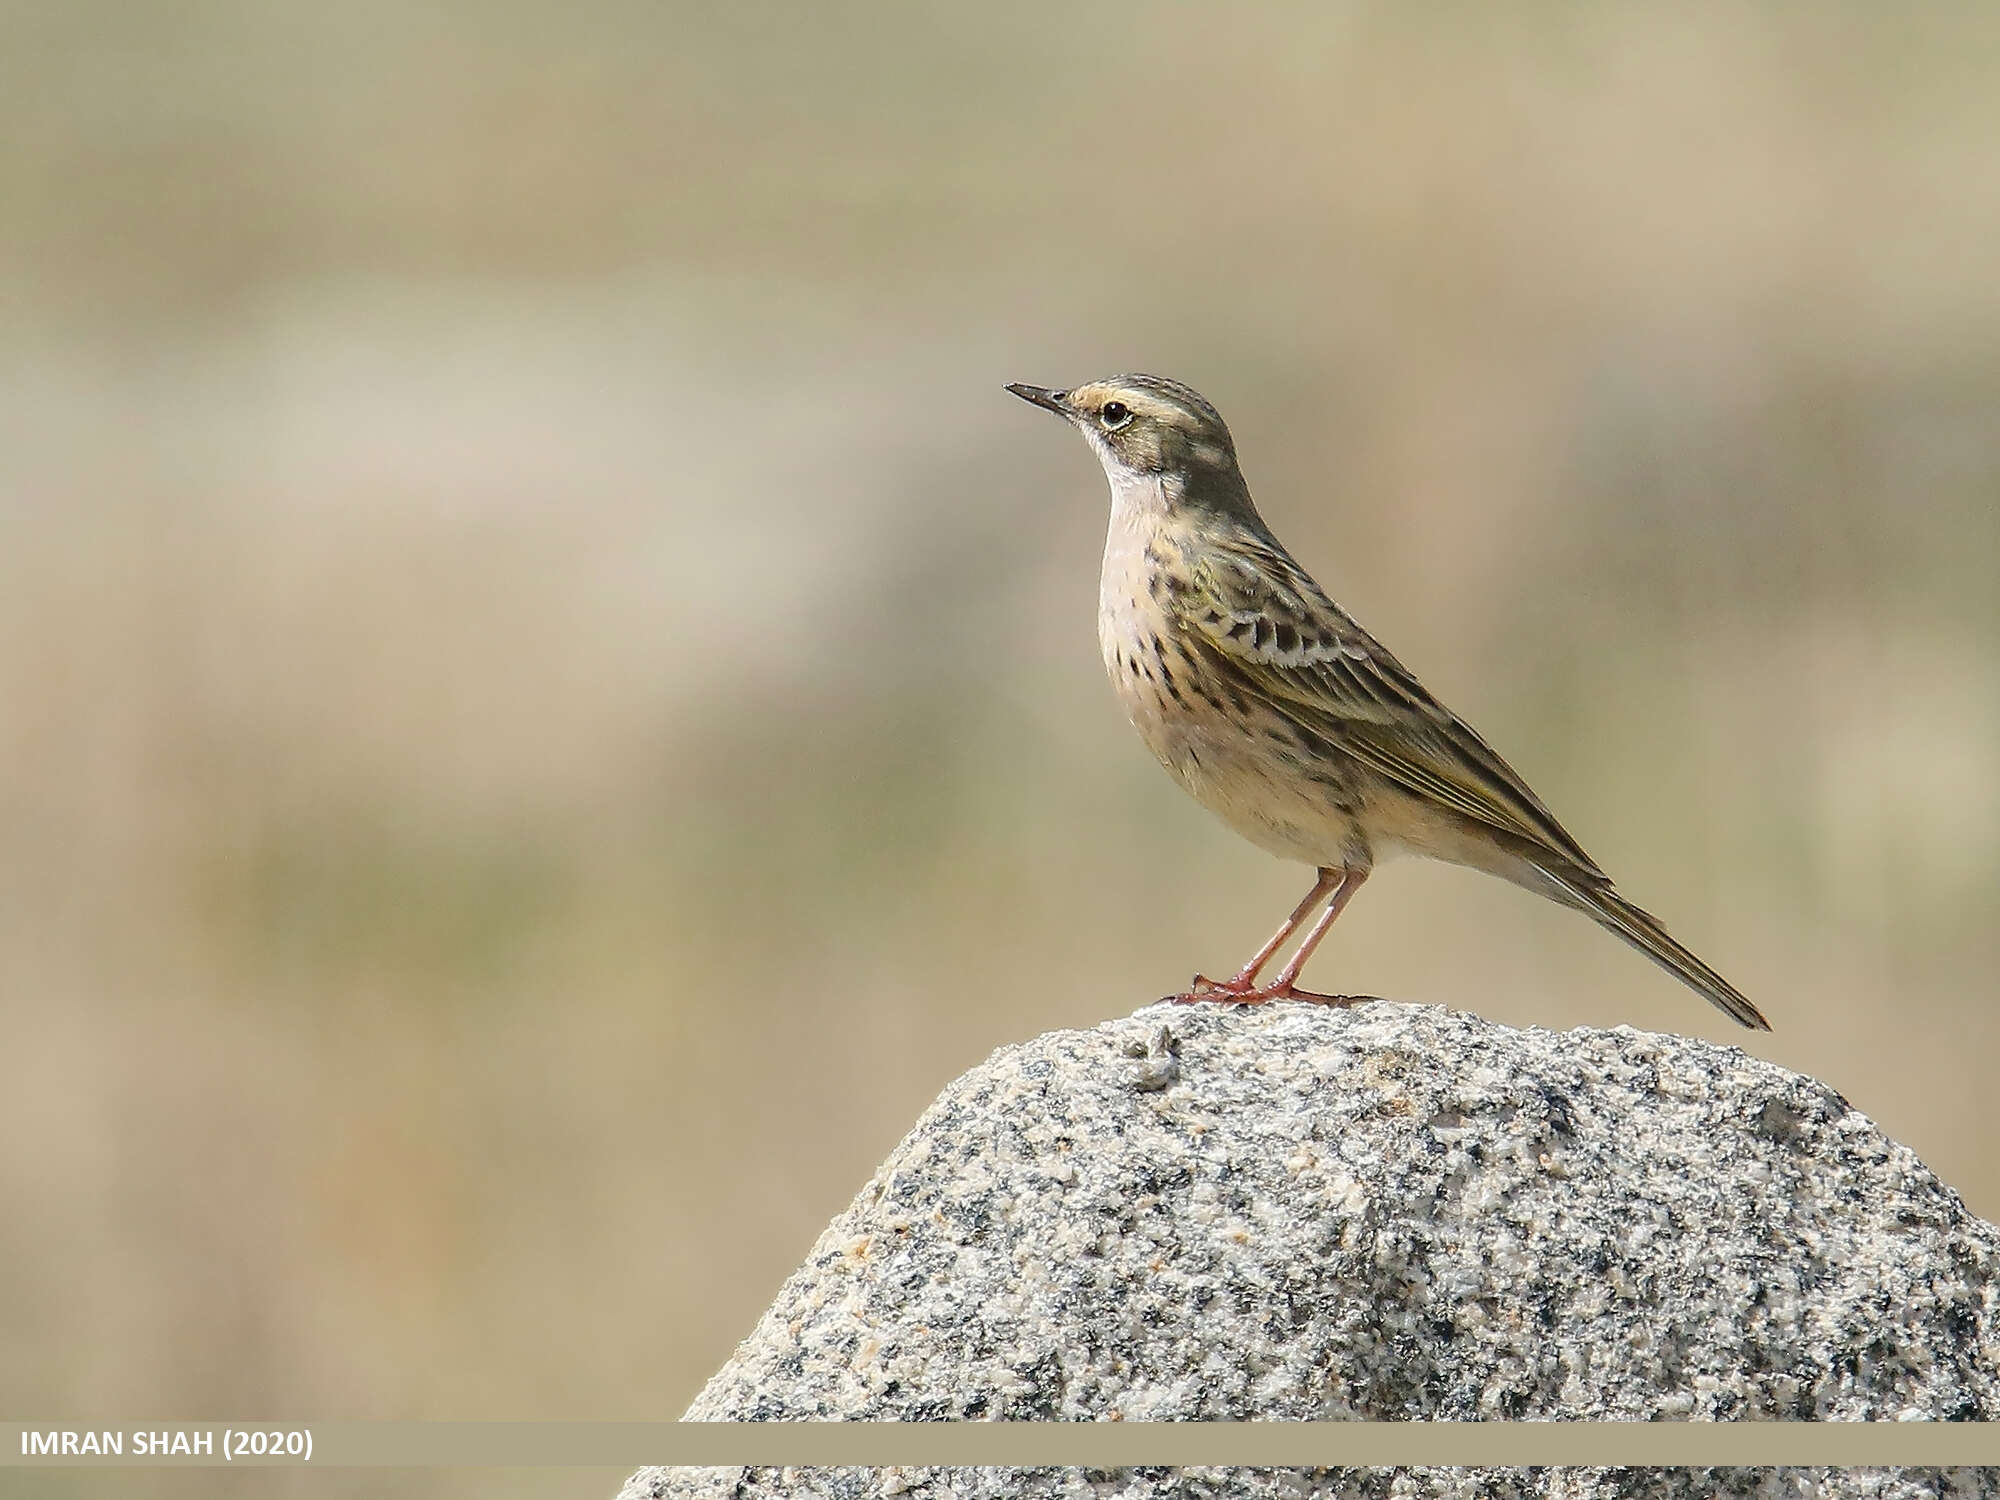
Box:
[631,1469,1992,1500]
[623,1001,2000,1499]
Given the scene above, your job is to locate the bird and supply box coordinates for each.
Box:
[1006,373,1769,1030]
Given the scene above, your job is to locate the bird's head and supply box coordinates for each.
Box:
[1006,374,1248,506]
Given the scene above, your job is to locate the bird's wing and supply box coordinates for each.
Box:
[1183,537,1605,876]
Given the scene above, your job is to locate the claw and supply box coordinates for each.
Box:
[1166,978,1367,1008]
[1163,974,1236,1004]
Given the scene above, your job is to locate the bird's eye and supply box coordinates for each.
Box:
[1100,401,1132,430]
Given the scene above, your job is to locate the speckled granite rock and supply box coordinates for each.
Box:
[636,1472,1984,1496]
[631,1468,1993,1499]
[623,1002,2000,1499]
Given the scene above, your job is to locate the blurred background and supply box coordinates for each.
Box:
[4,2,1998,1494]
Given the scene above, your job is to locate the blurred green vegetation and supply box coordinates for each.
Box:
[3,0,1997,1471]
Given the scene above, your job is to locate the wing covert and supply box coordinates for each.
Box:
[1182,540,1603,874]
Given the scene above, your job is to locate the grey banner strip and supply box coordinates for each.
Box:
[8,1423,2000,1467]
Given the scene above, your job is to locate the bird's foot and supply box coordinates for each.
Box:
[1167,974,1366,1008]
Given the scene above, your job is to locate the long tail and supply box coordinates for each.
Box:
[1535,865,1770,1031]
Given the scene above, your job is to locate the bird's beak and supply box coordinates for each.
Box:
[1006,382,1071,418]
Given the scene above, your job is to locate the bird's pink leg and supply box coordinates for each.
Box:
[1182,867,1339,997]
[1173,864,1370,1007]
[1256,864,1369,1002]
